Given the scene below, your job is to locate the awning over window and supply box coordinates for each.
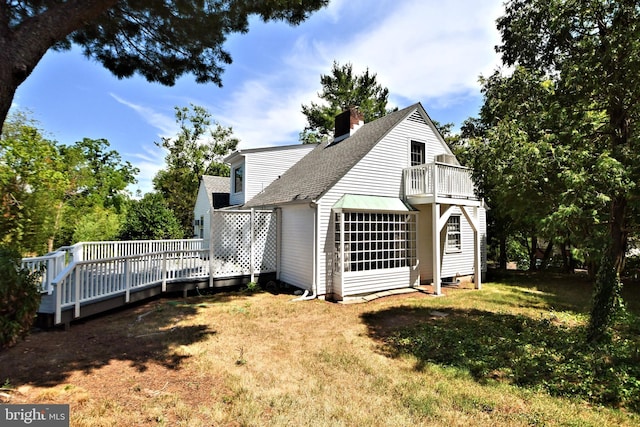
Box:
[332,194,414,212]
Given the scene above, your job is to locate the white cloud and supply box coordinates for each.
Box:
[213,71,319,149]
[110,93,177,138]
[125,143,166,196]
[206,0,503,149]
[109,94,174,194]
[327,0,504,101]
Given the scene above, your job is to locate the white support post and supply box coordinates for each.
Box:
[432,203,441,295]
[275,208,281,280]
[250,208,255,283]
[339,211,345,296]
[461,206,482,290]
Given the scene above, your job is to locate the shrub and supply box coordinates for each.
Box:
[0,246,42,348]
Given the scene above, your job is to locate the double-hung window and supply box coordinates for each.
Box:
[410,140,425,166]
[446,215,462,252]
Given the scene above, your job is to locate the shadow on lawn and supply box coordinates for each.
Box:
[0,297,217,387]
[362,305,640,412]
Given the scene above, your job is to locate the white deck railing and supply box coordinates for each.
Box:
[69,238,206,262]
[20,250,67,294]
[21,213,277,325]
[403,162,477,200]
[53,249,210,325]
[21,239,206,293]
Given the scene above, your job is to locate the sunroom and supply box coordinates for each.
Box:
[331,194,420,298]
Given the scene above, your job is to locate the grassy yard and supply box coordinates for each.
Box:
[1,274,639,426]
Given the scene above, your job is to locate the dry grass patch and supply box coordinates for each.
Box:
[0,279,638,426]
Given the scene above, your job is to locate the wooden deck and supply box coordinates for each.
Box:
[22,238,277,327]
[35,272,276,328]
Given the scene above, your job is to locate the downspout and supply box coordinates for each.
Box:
[292,200,318,301]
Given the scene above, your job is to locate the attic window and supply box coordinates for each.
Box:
[407,110,427,125]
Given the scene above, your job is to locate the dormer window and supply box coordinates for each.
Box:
[233,166,243,193]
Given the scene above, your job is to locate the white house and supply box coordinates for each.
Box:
[238,103,487,300]
[193,175,230,239]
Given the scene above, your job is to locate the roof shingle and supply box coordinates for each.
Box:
[244,103,420,208]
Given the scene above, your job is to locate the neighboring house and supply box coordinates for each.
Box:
[225,143,317,206]
[193,175,230,239]
[210,103,487,300]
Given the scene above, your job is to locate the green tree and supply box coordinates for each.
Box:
[0,0,328,130]
[55,138,138,246]
[0,246,42,348]
[0,112,137,253]
[71,205,123,243]
[154,104,238,235]
[118,192,183,240]
[496,0,640,341]
[300,61,396,143]
[0,111,66,255]
[464,68,570,271]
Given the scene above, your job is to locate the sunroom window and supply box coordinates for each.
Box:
[334,212,417,272]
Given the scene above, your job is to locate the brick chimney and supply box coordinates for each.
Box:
[334,107,364,140]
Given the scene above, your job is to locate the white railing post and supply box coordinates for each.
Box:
[74,266,81,318]
[125,258,131,303]
[55,282,62,325]
[433,163,439,202]
[209,208,215,288]
[162,252,167,292]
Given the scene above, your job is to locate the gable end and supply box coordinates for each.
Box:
[407,110,427,125]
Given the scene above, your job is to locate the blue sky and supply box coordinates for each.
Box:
[10,0,504,195]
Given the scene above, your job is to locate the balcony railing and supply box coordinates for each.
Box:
[403,162,478,201]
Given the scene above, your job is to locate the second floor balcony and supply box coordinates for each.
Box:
[403,162,480,206]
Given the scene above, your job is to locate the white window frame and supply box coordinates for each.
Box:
[334,211,417,273]
[445,215,462,253]
[410,140,426,166]
[233,166,243,193]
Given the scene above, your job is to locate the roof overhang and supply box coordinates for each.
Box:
[332,194,415,212]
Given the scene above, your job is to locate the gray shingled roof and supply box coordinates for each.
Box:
[202,175,230,199]
[244,103,420,208]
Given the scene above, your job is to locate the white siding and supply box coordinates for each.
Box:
[441,206,475,278]
[245,145,315,204]
[280,204,315,290]
[480,207,487,273]
[342,268,418,297]
[417,205,487,282]
[416,205,433,282]
[317,115,447,297]
[229,159,245,206]
[193,181,212,243]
